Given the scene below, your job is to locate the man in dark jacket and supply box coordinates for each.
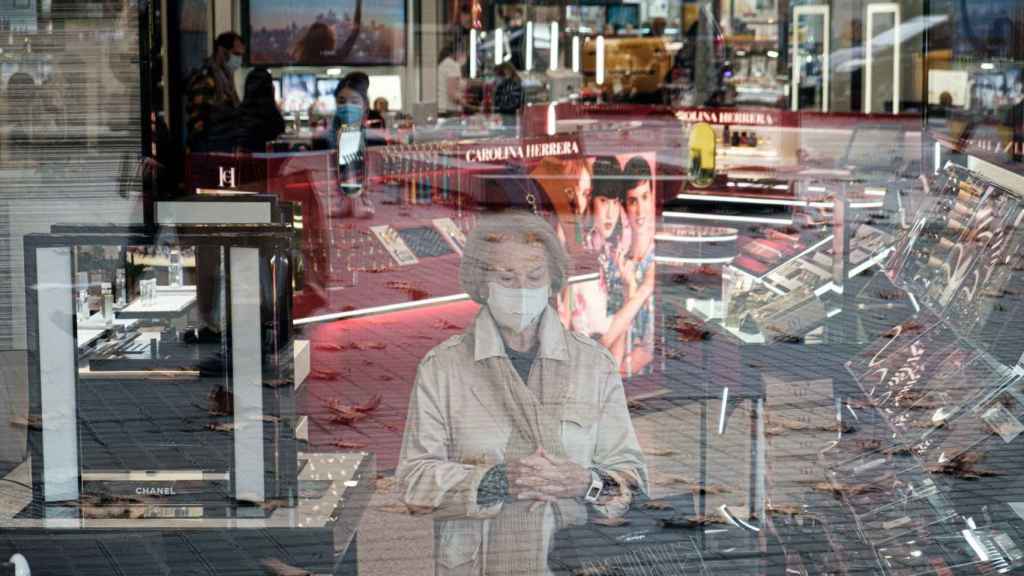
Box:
[186,32,245,152]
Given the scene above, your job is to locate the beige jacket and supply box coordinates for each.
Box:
[397,306,648,576]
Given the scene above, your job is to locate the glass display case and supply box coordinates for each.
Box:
[3,223,374,575]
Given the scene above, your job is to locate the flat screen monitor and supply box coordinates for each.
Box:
[566,5,606,34]
[247,0,406,66]
[316,78,341,113]
[607,4,640,31]
[281,74,316,114]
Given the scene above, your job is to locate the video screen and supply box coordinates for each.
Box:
[607,4,640,30]
[281,74,316,114]
[248,0,406,66]
[565,5,605,34]
[315,78,340,113]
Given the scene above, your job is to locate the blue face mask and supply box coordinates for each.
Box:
[335,103,364,127]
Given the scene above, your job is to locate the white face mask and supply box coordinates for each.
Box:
[226,54,242,72]
[487,282,549,333]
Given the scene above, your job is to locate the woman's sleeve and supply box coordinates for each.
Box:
[592,367,649,496]
[397,357,504,519]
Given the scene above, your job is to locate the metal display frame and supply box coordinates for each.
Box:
[22,224,296,512]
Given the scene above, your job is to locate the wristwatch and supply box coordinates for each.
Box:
[584,469,604,503]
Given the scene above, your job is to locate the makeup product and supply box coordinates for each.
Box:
[115,268,127,305]
[76,271,90,323]
[169,249,183,288]
[742,240,783,263]
[101,282,113,327]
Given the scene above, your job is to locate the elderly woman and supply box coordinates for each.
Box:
[398,211,648,576]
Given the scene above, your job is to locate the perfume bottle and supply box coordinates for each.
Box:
[169,248,183,288]
[76,271,90,323]
[115,268,127,306]
[142,278,156,303]
[101,282,113,327]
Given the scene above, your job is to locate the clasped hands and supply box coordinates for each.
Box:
[506,447,590,508]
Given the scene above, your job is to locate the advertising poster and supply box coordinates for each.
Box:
[532,153,658,378]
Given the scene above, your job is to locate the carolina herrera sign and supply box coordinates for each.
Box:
[464,139,581,163]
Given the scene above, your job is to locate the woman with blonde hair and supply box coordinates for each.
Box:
[398,211,647,576]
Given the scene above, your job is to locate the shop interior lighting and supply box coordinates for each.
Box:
[470,29,478,78]
[677,193,807,207]
[326,68,342,76]
[865,3,901,114]
[848,247,893,278]
[723,182,789,191]
[981,62,996,70]
[664,211,793,225]
[766,50,779,59]
[525,21,533,71]
[572,35,580,72]
[294,273,600,326]
[550,21,559,70]
[655,231,739,243]
[790,235,836,266]
[495,28,504,65]
[596,36,605,85]
[791,5,830,112]
[814,281,839,297]
[655,255,735,265]
[546,102,557,136]
[717,387,729,434]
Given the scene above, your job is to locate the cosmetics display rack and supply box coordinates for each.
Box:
[814,162,1024,574]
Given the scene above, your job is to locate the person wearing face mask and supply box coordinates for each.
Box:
[326,72,375,217]
[398,211,648,576]
[185,31,246,153]
[326,72,369,152]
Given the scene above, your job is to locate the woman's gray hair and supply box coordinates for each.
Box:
[460,211,570,304]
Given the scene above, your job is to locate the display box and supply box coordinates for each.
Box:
[22,225,297,515]
[886,163,1024,342]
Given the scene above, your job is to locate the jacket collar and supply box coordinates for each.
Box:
[472,305,568,362]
